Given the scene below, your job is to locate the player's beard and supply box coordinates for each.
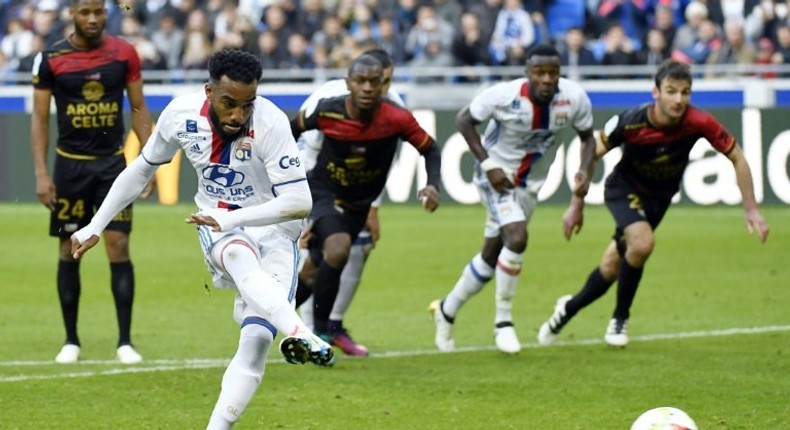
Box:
[208,106,244,141]
[74,21,105,46]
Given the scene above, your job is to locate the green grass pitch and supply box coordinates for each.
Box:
[0,202,787,429]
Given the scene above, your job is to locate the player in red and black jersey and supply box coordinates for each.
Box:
[537,60,770,347]
[291,54,441,346]
[30,0,153,364]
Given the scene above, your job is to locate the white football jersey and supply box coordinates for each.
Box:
[297,79,405,171]
[469,77,593,193]
[142,91,306,240]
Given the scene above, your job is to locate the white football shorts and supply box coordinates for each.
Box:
[196,224,300,323]
[477,182,539,239]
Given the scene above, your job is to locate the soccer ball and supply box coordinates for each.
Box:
[630,407,698,430]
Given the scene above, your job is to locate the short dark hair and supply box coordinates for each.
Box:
[526,44,560,62]
[362,48,393,69]
[208,49,262,85]
[654,60,692,87]
[348,54,381,76]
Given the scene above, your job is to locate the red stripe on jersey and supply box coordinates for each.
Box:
[46,36,141,82]
[200,99,225,163]
[522,81,545,130]
[514,153,536,186]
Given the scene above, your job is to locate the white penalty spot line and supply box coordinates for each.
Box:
[1,324,788,383]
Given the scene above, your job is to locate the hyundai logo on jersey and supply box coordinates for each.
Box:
[186,119,198,133]
[202,165,245,187]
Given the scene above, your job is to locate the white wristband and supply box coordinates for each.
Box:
[479,158,501,172]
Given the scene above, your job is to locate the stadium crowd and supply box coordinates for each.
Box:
[4,0,790,80]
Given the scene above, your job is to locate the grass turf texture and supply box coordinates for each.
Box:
[0,203,787,429]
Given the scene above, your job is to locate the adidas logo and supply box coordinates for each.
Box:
[189,143,201,153]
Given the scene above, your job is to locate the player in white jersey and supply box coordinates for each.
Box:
[69,50,334,430]
[429,44,598,354]
[294,49,405,356]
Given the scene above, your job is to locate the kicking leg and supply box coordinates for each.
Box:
[206,320,274,430]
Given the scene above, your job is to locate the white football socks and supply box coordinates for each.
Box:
[329,242,369,321]
[495,247,523,323]
[206,324,273,430]
[442,253,494,318]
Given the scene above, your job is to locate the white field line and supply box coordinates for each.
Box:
[1,324,788,383]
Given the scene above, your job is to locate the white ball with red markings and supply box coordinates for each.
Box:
[630,407,698,430]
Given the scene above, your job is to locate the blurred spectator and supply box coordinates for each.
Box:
[706,19,756,77]
[173,0,199,28]
[452,12,493,67]
[560,26,597,80]
[651,5,676,54]
[393,0,420,37]
[17,33,45,73]
[181,9,213,70]
[673,1,708,53]
[295,0,327,42]
[32,0,64,48]
[119,16,166,70]
[213,0,257,52]
[596,0,650,48]
[600,23,640,69]
[140,0,175,37]
[677,19,721,65]
[745,0,782,42]
[378,17,407,65]
[257,30,286,71]
[239,0,271,26]
[329,34,365,69]
[260,4,292,57]
[489,0,535,65]
[1,17,34,71]
[637,28,669,67]
[469,0,503,48]
[409,35,455,82]
[404,5,454,62]
[771,24,790,75]
[312,15,346,59]
[434,0,463,27]
[281,33,315,77]
[348,4,380,43]
[151,10,185,70]
[755,36,778,77]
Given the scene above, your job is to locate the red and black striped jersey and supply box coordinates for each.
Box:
[296,96,434,208]
[32,35,142,156]
[600,103,736,196]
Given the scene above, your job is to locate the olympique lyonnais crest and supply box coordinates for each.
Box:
[235,137,253,162]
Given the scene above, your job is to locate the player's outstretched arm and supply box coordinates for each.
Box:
[726,145,769,242]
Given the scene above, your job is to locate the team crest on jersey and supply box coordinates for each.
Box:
[554,112,568,127]
[234,138,253,161]
[186,119,198,133]
[82,81,104,102]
